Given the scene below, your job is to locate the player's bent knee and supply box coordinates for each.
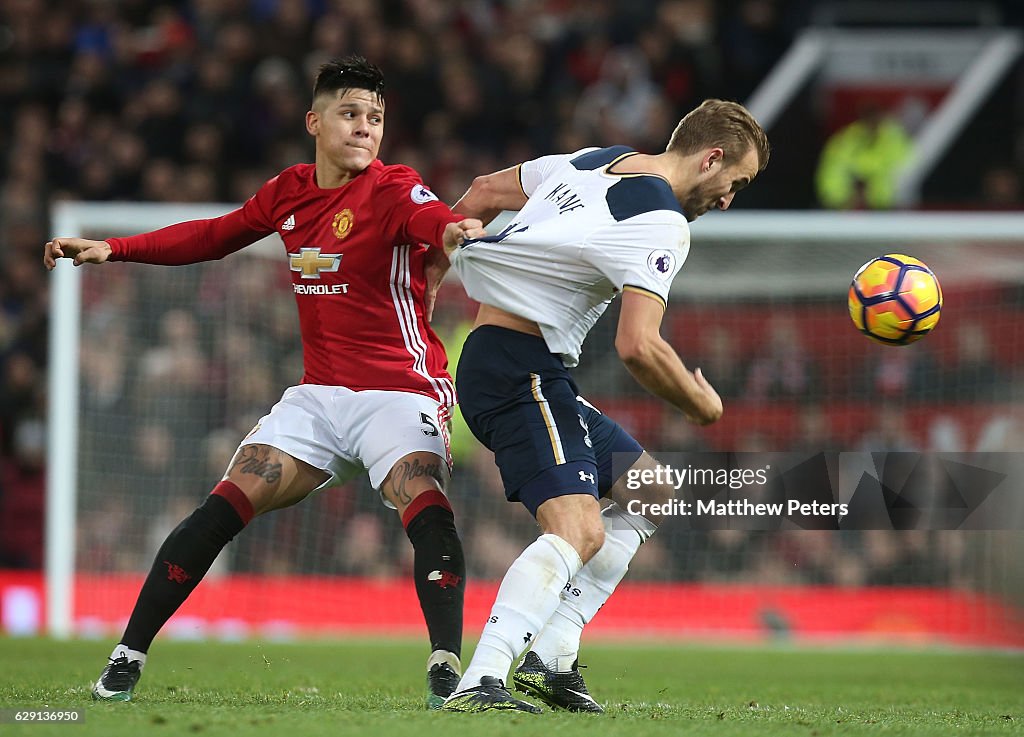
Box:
[225,444,326,516]
[537,498,605,563]
[576,524,605,563]
[552,524,603,564]
[233,481,314,516]
[223,473,274,515]
[381,451,448,515]
[541,527,603,564]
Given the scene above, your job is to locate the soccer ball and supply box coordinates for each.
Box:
[848,254,942,345]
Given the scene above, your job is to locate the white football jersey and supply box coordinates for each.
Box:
[450,146,690,367]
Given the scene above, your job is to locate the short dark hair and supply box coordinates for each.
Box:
[312,55,385,105]
[667,99,770,173]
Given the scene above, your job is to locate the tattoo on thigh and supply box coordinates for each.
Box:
[232,446,283,484]
[391,458,442,505]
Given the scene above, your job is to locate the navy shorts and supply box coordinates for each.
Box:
[457,325,643,516]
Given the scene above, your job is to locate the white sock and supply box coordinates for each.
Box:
[530,503,656,671]
[109,644,147,669]
[457,533,582,691]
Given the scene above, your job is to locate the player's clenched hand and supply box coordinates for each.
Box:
[687,367,723,425]
[441,218,485,255]
[44,238,112,271]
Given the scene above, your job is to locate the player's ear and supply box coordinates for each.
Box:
[305,110,319,136]
[702,148,724,173]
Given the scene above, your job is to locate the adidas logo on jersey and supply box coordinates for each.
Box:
[282,214,296,231]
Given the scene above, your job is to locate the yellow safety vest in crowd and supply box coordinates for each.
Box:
[816,119,913,209]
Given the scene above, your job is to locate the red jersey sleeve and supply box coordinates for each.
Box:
[374,165,460,248]
[107,177,278,265]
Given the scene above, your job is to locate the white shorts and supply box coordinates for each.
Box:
[236,385,452,505]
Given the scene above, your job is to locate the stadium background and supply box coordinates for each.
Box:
[1,0,1022,647]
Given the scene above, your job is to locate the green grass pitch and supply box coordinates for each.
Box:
[0,638,1021,736]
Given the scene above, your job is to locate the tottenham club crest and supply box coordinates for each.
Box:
[332,209,354,239]
[647,250,676,280]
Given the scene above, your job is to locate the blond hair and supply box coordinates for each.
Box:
[667,99,770,172]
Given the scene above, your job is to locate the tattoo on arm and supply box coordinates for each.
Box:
[232,446,283,484]
[390,458,443,505]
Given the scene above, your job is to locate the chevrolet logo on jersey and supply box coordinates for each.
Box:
[289,248,342,278]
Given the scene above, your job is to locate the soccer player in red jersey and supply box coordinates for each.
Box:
[44,56,484,707]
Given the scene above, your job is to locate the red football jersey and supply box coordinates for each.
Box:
[108,161,461,406]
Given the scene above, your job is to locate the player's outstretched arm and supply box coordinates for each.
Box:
[615,290,723,425]
[453,166,528,227]
[44,237,112,270]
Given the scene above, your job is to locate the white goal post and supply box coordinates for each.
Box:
[46,202,1024,639]
[47,202,264,637]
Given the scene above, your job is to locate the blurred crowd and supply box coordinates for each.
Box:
[0,0,1021,592]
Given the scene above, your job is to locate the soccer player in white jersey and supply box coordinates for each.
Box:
[440,99,769,713]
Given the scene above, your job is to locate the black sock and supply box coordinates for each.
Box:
[404,497,465,658]
[121,493,247,652]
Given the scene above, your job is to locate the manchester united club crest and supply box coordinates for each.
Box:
[332,209,354,239]
[164,560,192,584]
[427,569,463,589]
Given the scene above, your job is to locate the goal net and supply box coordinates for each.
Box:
[42,203,1023,647]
